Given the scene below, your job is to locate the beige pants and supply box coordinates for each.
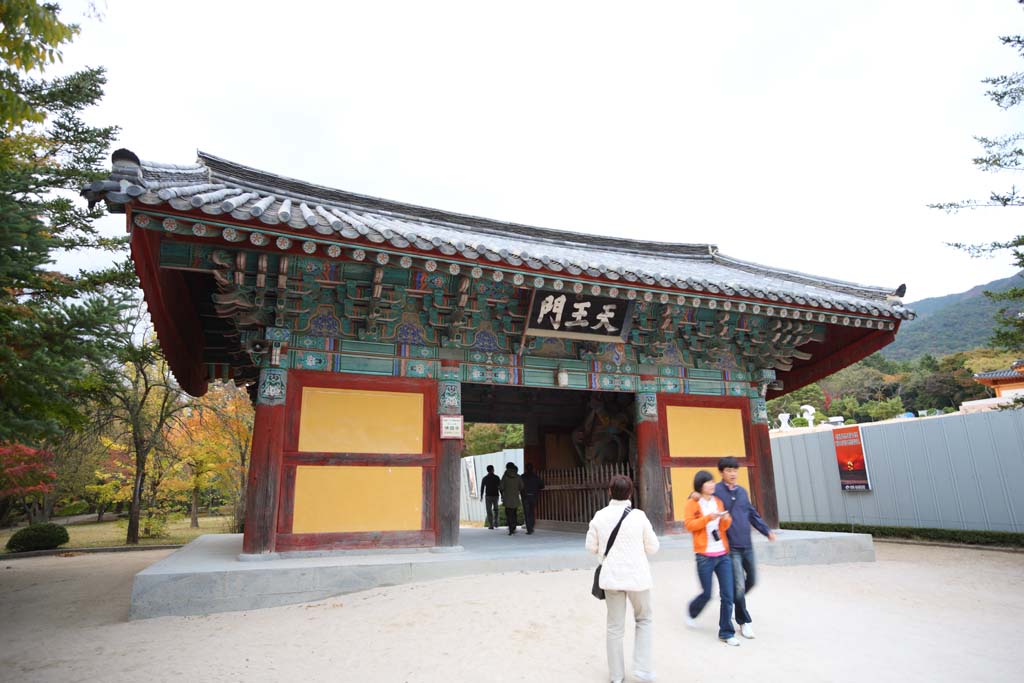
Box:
[605,589,653,683]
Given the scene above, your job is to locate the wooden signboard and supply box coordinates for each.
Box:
[525,292,634,343]
[440,414,464,440]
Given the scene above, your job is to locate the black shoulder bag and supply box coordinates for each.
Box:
[592,507,632,600]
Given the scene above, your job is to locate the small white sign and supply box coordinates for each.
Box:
[440,414,464,440]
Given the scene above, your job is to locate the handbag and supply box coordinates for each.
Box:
[592,507,632,600]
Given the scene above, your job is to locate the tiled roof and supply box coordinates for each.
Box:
[83,149,915,320]
[975,362,1024,380]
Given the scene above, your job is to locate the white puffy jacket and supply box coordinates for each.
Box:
[585,499,660,592]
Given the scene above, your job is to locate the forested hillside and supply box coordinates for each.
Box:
[883,272,1023,360]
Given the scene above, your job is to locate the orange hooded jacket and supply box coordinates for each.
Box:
[683,496,732,555]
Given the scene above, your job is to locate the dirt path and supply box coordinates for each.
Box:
[1,544,1021,682]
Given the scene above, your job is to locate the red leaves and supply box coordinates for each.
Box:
[0,443,57,498]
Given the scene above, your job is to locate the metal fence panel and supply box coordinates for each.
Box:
[459,449,524,523]
[770,410,1024,532]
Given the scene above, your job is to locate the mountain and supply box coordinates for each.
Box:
[882,271,1024,361]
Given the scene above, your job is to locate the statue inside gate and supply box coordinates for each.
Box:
[572,395,634,466]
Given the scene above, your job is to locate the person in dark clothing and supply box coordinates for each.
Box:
[521,462,545,534]
[499,462,524,535]
[713,456,775,639]
[480,465,501,529]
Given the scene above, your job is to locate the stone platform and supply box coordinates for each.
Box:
[129,527,874,619]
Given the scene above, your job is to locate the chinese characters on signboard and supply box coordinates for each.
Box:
[832,425,871,491]
[440,415,464,440]
[525,292,634,343]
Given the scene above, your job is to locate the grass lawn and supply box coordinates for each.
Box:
[0,514,235,553]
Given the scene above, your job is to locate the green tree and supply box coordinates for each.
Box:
[862,396,906,422]
[1,1,132,444]
[901,354,987,412]
[820,363,891,403]
[502,423,524,448]
[766,383,826,426]
[95,303,192,544]
[463,422,524,456]
[1,0,78,127]
[463,423,505,456]
[934,31,1024,353]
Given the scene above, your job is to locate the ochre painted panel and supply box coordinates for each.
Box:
[995,380,1024,398]
[670,466,751,522]
[292,465,423,533]
[665,406,745,458]
[298,387,423,453]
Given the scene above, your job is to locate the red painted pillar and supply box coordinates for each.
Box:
[437,362,462,547]
[749,422,779,529]
[635,385,666,535]
[243,369,287,554]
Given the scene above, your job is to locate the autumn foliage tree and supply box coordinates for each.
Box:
[94,303,192,544]
[0,443,57,524]
[171,382,253,531]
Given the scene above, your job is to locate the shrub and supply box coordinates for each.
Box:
[5,523,70,552]
[141,511,169,538]
[57,501,90,516]
[779,521,1024,548]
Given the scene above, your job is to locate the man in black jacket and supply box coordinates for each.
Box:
[480,465,501,529]
[521,462,545,535]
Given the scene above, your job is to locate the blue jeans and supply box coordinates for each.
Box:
[731,546,757,625]
[688,553,735,640]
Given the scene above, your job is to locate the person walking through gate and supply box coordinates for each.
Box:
[586,474,659,683]
[499,462,525,535]
[480,465,501,529]
[521,462,545,534]
[684,470,739,646]
[713,457,775,638]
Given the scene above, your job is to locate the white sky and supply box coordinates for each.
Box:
[51,0,1024,302]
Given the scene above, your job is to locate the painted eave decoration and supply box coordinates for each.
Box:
[82,149,915,397]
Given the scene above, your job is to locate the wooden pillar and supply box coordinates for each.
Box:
[749,421,779,529]
[437,363,462,546]
[243,368,287,554]
[635,386,666,535]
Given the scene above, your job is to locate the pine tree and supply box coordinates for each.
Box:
[935,31,1024,352]
[0,2,133,443]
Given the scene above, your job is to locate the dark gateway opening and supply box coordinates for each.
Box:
[461,384,637,531]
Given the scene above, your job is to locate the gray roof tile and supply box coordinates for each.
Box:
[83,149,916,320]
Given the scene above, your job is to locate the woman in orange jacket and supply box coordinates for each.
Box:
[683,470,740,646]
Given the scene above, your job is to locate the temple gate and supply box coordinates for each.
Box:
[84,149,914,554]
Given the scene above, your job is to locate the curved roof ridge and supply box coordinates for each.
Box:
[196,151,719,260]
[712,253,897,301]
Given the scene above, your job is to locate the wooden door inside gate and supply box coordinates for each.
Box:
[535,463,636,532]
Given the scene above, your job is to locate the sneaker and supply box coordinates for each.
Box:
[740,623,755,639]
[720,636,741,647]
[685,616,697,629]
[634,671,656,682]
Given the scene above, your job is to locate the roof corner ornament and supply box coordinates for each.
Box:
[886,283,907,301]
[110,148,143,185]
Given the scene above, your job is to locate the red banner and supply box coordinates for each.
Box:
[832,426,871,491]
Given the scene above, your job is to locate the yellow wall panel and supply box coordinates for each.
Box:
[292,465,423,533]
[670,466,751,522]
[298,387,424,454]
[666,406,746,458]
[995,380,1024,398]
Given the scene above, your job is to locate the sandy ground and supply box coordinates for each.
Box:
[1,544,1022,683]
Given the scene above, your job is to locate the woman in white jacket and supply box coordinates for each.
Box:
[586,474,660,683]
